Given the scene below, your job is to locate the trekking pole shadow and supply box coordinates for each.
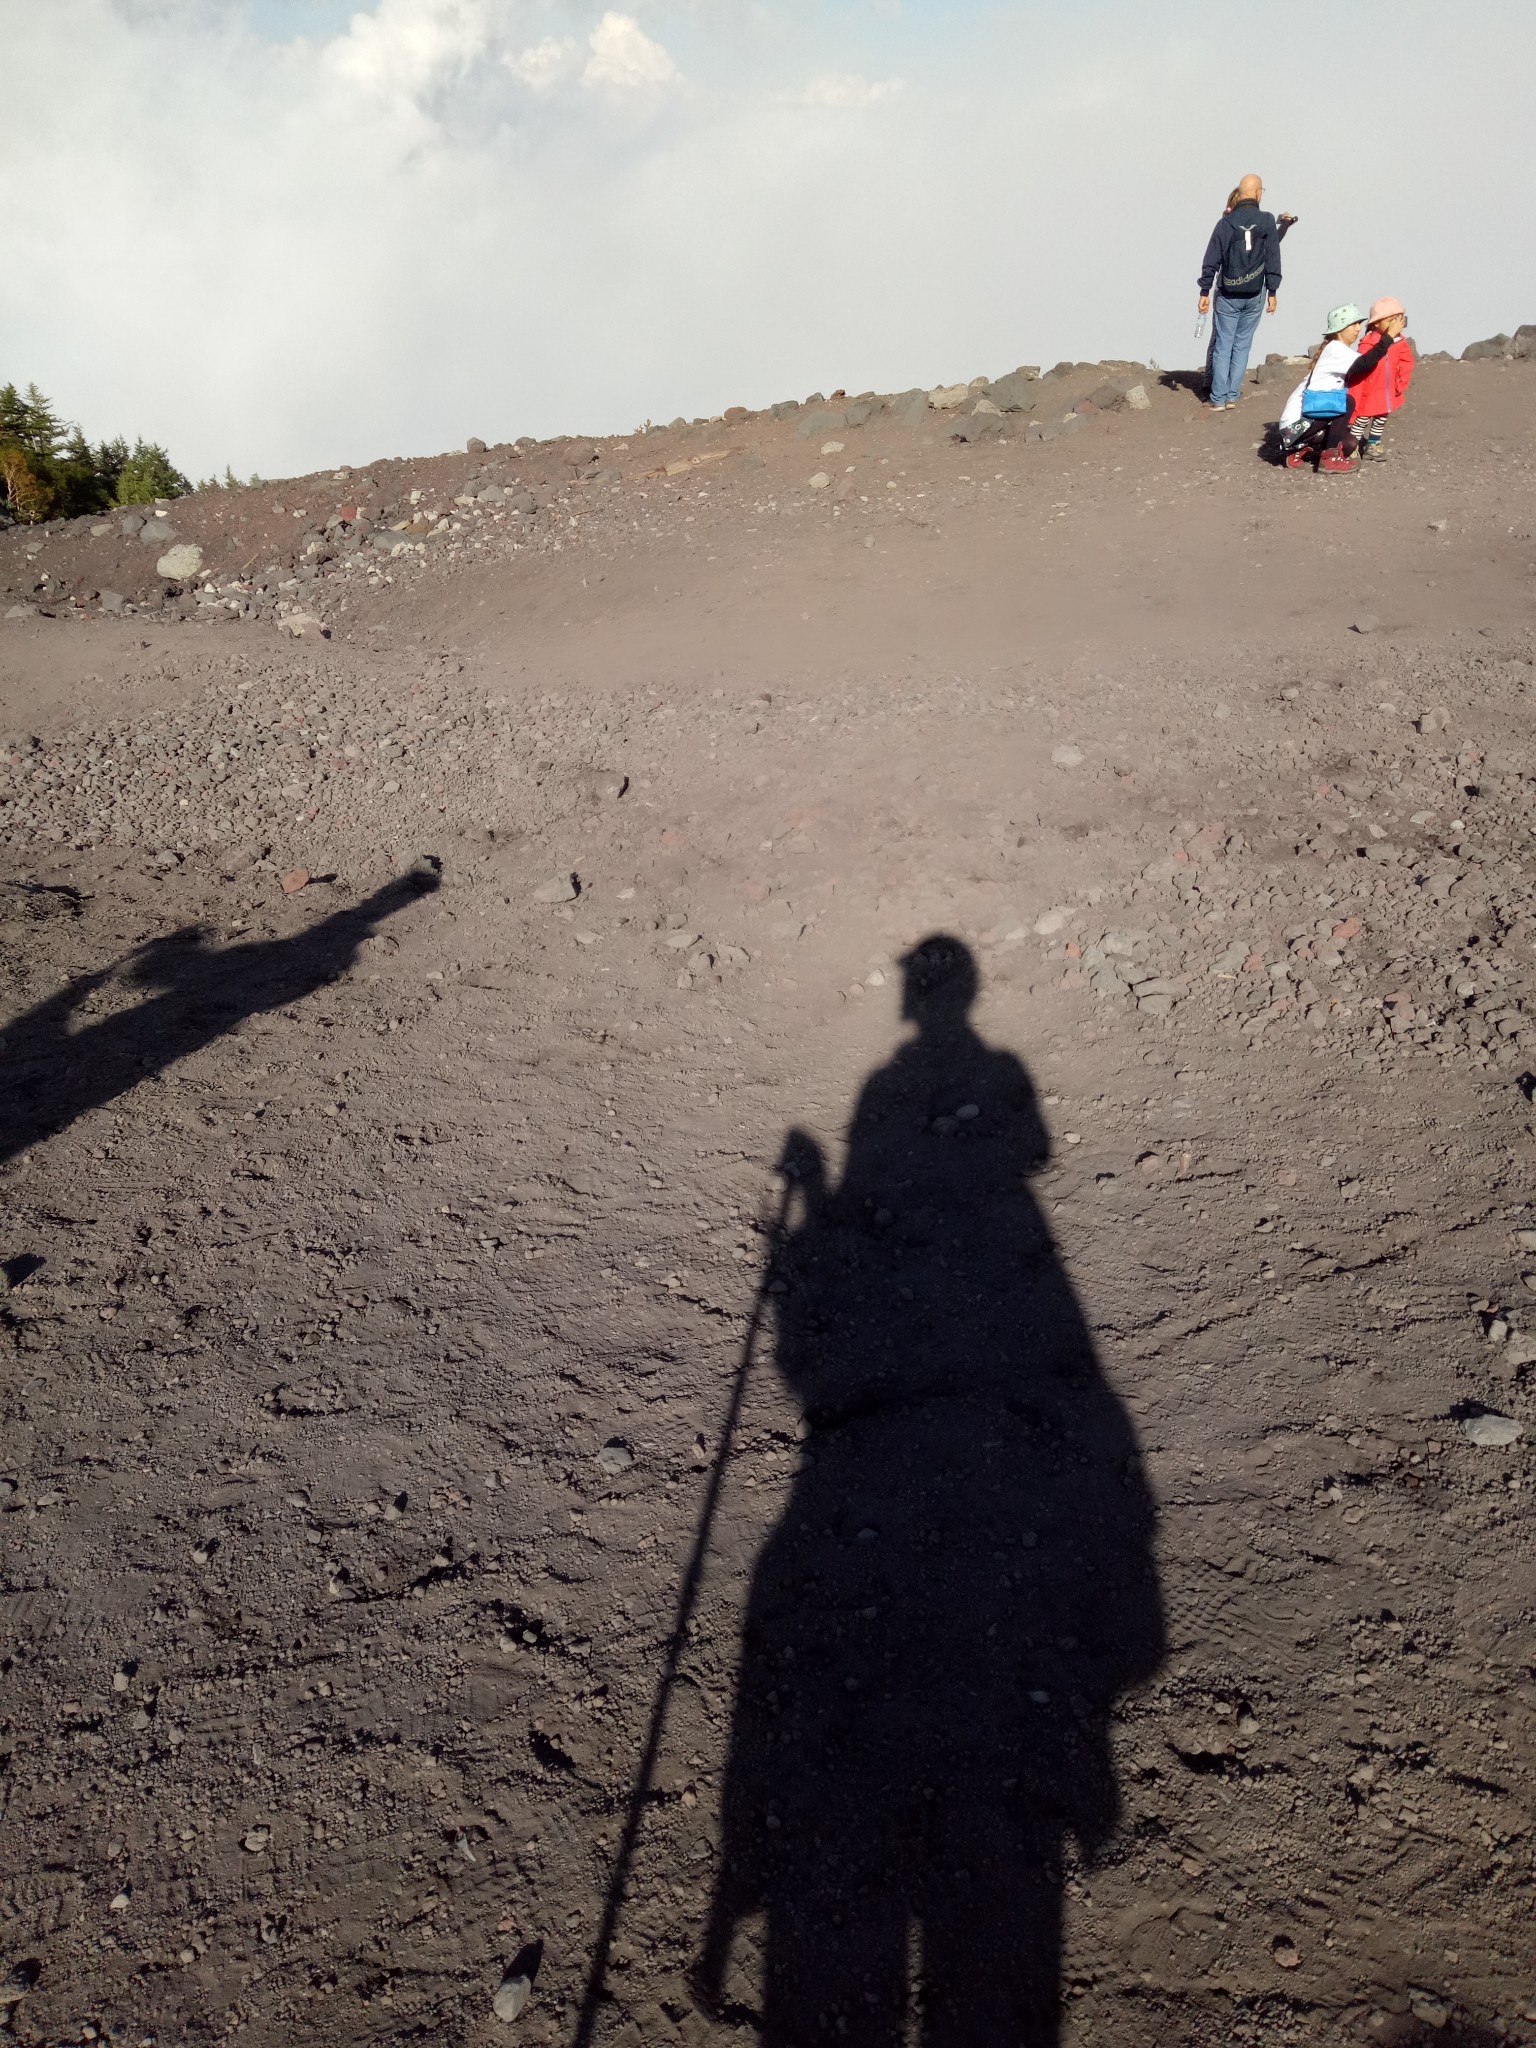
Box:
[569,1141,814,2048]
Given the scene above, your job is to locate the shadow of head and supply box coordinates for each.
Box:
[899,932,978,1030]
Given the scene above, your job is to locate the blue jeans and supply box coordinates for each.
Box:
[1209,291,1264,405]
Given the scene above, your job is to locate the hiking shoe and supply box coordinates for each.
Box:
[1359,440,1389,462]
[1285,450,1314,469]
[1318,450,1358,474]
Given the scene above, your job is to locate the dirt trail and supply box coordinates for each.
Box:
[1,359,1534,2048]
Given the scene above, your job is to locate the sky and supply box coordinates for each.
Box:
[5,0,1534,480]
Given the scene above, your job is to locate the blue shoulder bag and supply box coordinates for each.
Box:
[1300,358,1349,419]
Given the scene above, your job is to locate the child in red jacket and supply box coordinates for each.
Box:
[1347,298,1414,461]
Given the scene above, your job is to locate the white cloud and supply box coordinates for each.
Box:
[325,0,496,97]
[2,0,1533,480]
[581,11,679,90]
[506,32,580,90]
[800,74,902,108]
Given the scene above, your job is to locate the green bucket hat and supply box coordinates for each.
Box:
[1325,302,1364,335]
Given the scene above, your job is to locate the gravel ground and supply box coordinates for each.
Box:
[0,354,1534,2048]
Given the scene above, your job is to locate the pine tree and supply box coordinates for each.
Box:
[1,380,190,523]
[114,439,191,506]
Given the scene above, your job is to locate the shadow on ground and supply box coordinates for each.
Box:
[696,935,1165,2046]
[0,869,437,1170]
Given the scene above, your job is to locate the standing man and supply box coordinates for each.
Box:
[1198,173,1283,410]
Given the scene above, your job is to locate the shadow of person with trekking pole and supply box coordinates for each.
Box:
[0,869,438,1170]
[695,934,1164,2046]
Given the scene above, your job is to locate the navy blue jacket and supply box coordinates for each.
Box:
[1199,201,1282,299]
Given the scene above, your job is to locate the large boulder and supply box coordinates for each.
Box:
[793,408,848,440]
[1079,374,1154,412]
[156,543,203,580]
[982,368,1040,413]
[1462,334,1512,361]
[948,409,1005,444]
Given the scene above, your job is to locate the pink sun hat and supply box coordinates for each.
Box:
[1368,297,1406,322]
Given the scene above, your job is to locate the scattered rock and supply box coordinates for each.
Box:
[1460,1411,1524,1448]
[277,612,328,639]
[156,543,203,580]
[1051,743,1085,767]
[280,868,311,895]
[808,472,831,491]
[1033,909,1068,936]
[596,1439,634,1475]
[467,436,488,454]
[820,441,845,455]
[534,875,579,903]
[493,1972,532,2023]
[242,1827,271,1853]
[1352,614,1381,635]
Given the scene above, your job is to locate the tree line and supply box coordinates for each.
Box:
[0,381,259,524]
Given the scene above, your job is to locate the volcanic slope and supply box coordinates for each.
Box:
[1,355,1535,2048]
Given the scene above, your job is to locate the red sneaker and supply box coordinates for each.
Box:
[1318,450,1358,474]
[1285,450,1313,469]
